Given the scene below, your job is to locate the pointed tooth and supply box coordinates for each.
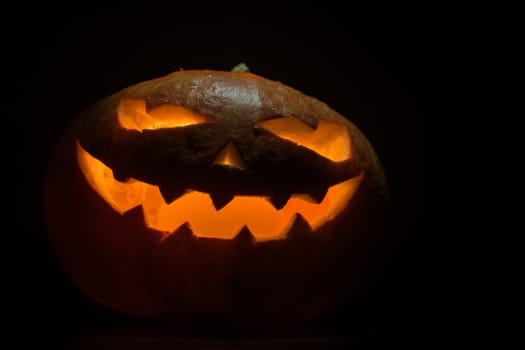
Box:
[172,222,194,239]
[268,193,292,209]
[286,214,312,240]
[210,192,234,210]
[159,186,187,204]
[113,169,130,182]
[162,222,195,243]
[122,205,145,221]
[308,185,329,204]
[233,226,256,244]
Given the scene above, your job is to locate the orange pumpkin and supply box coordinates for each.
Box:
[43,68,388,325]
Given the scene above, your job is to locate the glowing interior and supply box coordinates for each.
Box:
[117,98,351,163]
[213,140,245,169]
[77,142,362,241]
[117,98,212,131]
[257,117,352,162]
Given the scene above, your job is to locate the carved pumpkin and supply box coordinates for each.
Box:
[43,68,388,324]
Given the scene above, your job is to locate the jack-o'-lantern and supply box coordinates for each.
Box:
[43,66,388,325]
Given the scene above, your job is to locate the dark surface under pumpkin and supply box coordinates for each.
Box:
[43,70,388,324]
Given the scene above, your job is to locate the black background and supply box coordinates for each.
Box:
[10,2,487,349]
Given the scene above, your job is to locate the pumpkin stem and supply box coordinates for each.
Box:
[230,63,250,73]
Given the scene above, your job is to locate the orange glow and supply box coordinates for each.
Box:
[213,140,245,170]
[77,142,362,241]
[257,117,352,162]
[117,98,212,132]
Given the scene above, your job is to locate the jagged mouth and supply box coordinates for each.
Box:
[77,141,363,241]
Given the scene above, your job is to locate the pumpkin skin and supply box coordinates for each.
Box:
[43,69,388,325]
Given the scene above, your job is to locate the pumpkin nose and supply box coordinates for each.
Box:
[213,140,245,170]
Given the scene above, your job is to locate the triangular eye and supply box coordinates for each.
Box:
[117,98,213,132]
[256,116,352,161]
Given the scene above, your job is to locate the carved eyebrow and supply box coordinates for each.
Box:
[117,98,214,132]
[256,116,352,162]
